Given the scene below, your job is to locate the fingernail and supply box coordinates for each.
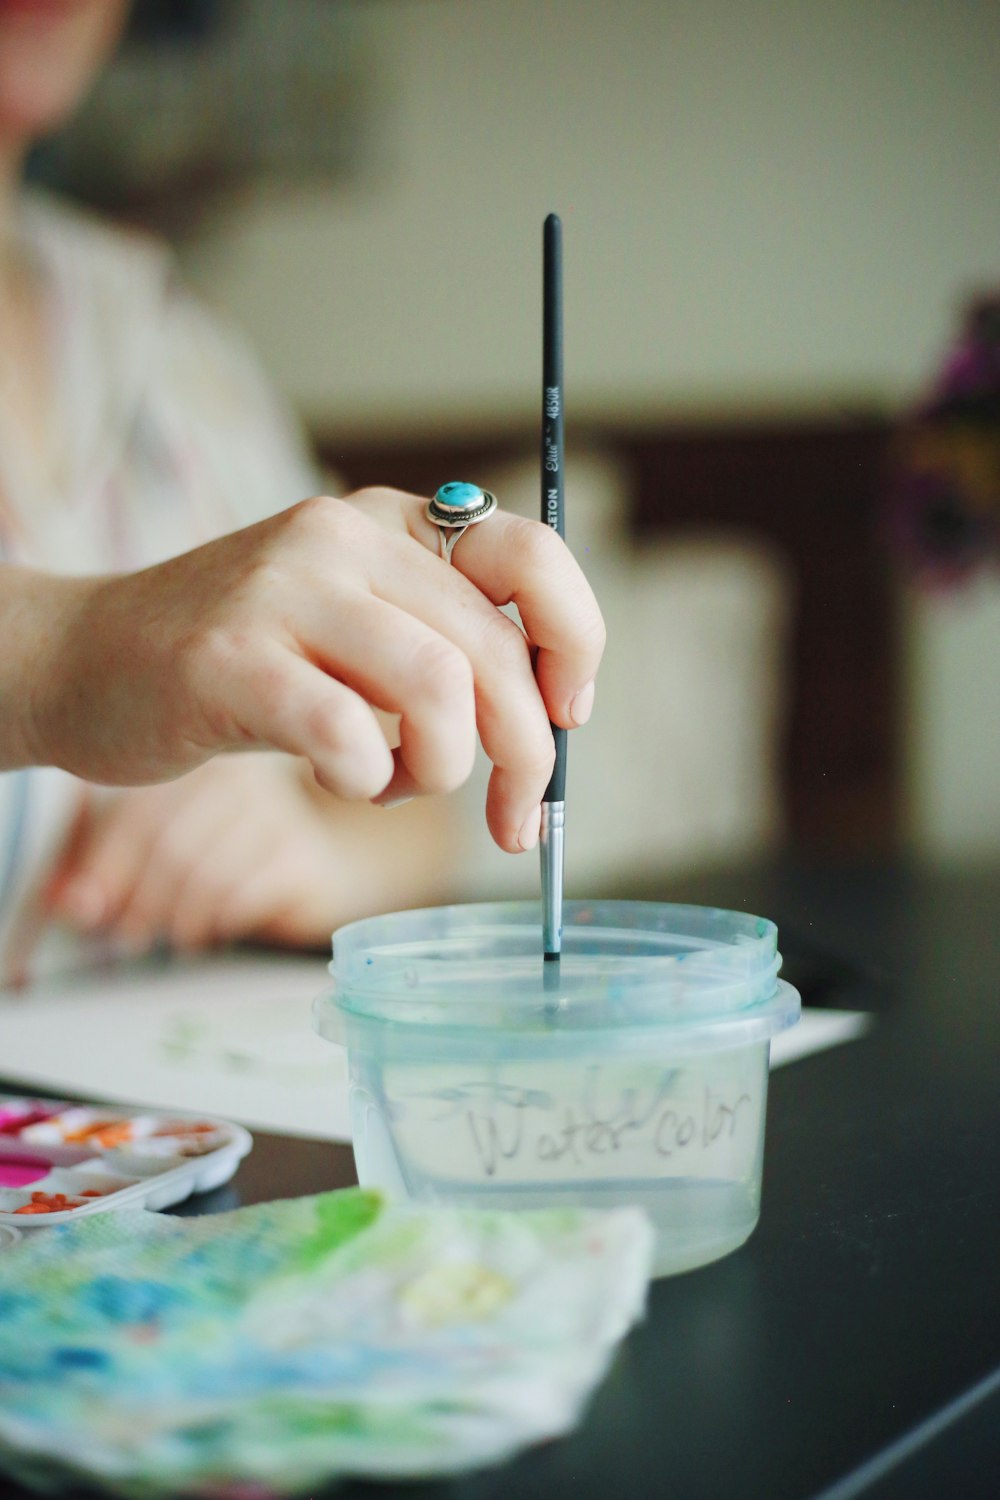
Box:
[517,806,541,852]
[376,795,414,810]
[570,680,595,726]
[60,879,106,930]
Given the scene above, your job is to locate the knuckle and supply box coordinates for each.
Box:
[482,612,532,675]
[409,637,473,701]
[509,515,561,572]
[179,624,242,696]
[174,622,221,684]
[516,738,557,785]
[352,485,395,506]
[429,748,475,795]
[285,493,336,528]
[534,739,557,780]
[248,657,294,722]
[492,736,555,786]
[304,697,350,752]
[305,698,391,800]
[414,729,476,796]
[306,693,372,755]
[181,627,253,744]
[288,494,368,549]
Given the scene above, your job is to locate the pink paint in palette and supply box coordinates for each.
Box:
[0,1099,69,1135]
[0,1095,253,1231]
[0,1154,51,1189]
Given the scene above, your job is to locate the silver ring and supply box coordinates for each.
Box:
[425,482,498,564]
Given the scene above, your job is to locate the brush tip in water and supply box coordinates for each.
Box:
[543,953,562,996]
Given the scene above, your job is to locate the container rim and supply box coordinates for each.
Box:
[319,899,799,1037]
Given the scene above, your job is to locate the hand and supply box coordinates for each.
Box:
[24,490,604,852]
[42,755,457,953]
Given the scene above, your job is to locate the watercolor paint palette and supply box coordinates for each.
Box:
[0,1095,252,1229]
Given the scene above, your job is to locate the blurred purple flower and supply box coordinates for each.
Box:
[891,293,1000,588]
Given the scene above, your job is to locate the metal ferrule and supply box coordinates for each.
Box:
[540,800,565,957]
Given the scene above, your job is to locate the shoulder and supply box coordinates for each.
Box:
[20,192,320,513]
[20,189,271,390]
[19,190,175,322]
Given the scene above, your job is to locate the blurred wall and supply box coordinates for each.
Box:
[177,0,1000,862]
[179,0,1000,433]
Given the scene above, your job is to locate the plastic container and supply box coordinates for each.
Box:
[314,900,800,1277]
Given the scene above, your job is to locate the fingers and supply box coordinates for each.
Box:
[47,791,160,937]
[228,644,394,801]
[47,760,301,954]
[164,813,273,951]
[205,848,307,948]
[46,776,234,950]
[335,527,556,849]
[301,594,477,802]
[41,791,100,924]
[404,499,606,728]
[112,785,239,949]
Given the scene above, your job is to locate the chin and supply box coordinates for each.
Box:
[0,0,127,147]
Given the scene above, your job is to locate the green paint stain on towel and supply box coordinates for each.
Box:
[293,1189,383,1271]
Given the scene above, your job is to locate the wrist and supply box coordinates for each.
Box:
[0,566,96,771]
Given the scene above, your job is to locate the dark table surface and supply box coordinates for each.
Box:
[4,860,999,1499]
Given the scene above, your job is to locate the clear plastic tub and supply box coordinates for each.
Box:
[314,900,800,1277]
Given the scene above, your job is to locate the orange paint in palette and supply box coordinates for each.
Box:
[12,1189,111,1214]
[14,1192,88,1215]
[150,1120,231,1157]
[0,1095,253,1229]
[62,1120,135,1148]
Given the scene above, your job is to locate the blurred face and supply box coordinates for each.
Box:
[0,0,129,148]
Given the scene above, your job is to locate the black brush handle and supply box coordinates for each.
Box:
[541,213,567,804]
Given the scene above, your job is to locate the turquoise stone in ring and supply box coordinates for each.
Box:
[426,482,499,562]
[434,481,486,511]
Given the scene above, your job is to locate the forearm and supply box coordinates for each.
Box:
[3,557,222,788]
[0,565,89,771]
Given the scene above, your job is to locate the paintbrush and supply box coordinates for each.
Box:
[540,212,566,985]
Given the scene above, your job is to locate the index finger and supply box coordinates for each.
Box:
[410,508,606,728]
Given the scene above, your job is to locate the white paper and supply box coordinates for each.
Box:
[0,955,349,1141]
[770,1007,871,1065]
[0,956,869,1145]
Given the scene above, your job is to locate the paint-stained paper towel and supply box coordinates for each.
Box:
[0,1190,651,1496]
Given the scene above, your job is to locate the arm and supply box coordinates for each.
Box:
[0,567,92,772]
